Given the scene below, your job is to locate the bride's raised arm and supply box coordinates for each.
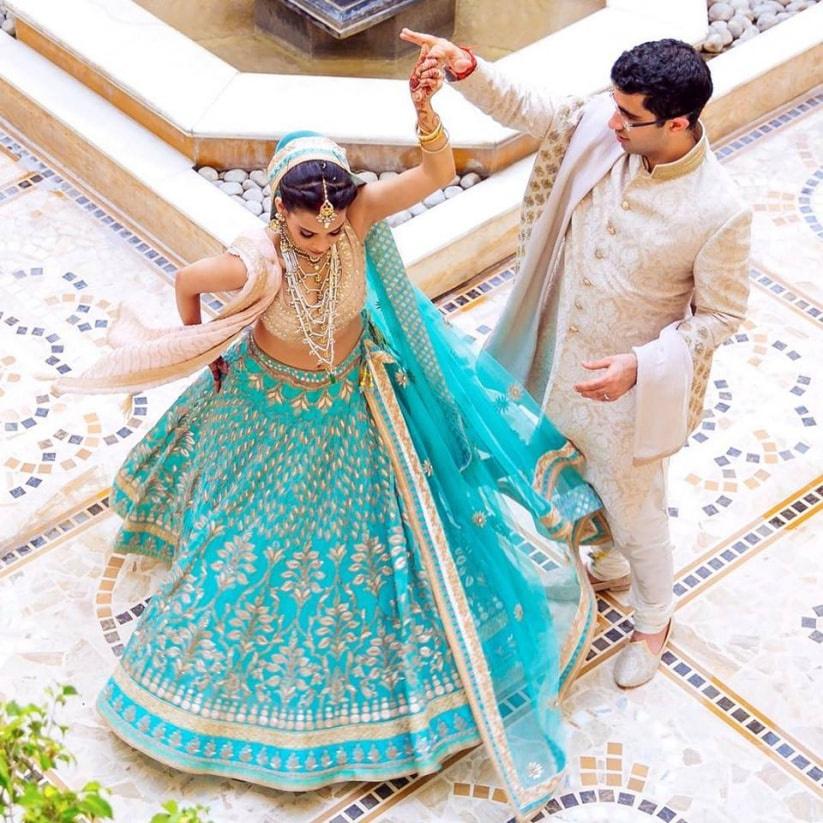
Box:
[348,47,454,236]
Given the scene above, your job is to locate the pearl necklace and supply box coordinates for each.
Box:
[277,228,341,371]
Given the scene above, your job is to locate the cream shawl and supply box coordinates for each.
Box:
[483,93,624,380]
[52,229,281,395]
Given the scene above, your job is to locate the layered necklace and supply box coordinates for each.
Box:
[277,224,342,371]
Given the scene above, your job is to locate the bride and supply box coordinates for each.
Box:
[56,50,604,818]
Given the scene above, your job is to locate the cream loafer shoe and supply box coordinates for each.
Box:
[585,560,631,593]
[613,621,673,689]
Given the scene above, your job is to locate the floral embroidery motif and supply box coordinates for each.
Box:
[103,335,480,788]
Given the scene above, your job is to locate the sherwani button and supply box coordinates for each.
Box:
[569,325,579,333]
[607,224,616,235]
[575,299,584,310]
[595,249,604,259]
[621,200,630,210]
[583,277,592,286]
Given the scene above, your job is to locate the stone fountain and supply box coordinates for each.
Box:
[255,0,455,58]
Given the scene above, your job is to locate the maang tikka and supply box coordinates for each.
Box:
[316,177,337,229]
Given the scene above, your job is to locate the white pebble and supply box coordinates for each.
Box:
[224,168,249,183]
[262,184,272,197]
[709,20,734,44]
[356,171,379,184]
[409,202,427,217]
[243,199,263,216]
[733,1,756,20]
[242,179,261,191]
[734,25,760,42]
[197,166,219,182]
[423,190,446,208]
[757,11,781,28]
[702,32,727,52]
[263,197,273,214]
[220,181,244,196]
[726,15,747,36]
[1,18,14,35]
[786,0,811,10]
[387,211,413,227]
[379,171,399,181]
[444,186,462,199]
[752,1,783,17]
[243,188,263,202]
[250,169,267,186]
[447,174,460,187]
[460,172,482,189]
[708,2,734,20]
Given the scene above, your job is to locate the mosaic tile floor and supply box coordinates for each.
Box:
[1,88,822,823]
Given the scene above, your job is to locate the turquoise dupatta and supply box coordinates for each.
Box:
[362,222,603,815]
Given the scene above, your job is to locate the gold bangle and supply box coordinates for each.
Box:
[416,115,441,139]
[418,125,443,145]
[419,130,450,153]
[416,115,443,143]
[418,125,445,147]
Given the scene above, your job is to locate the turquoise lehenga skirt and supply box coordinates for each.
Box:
[101,333,481,782]
[98,223,606,816]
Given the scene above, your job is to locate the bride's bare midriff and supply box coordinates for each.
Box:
[248,225,366,371]
[251,314,364,371]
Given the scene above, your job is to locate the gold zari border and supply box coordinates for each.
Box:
[112,667,470,748]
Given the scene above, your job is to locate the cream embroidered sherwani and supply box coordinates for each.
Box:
[455,59,752,632]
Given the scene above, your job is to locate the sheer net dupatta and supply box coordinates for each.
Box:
[53,229,281,396]
[362,222,605,816]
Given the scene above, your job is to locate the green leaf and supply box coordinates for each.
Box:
[78,793,114,818]
[18,782,42,805]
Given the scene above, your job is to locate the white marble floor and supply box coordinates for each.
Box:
[1,88,822,823]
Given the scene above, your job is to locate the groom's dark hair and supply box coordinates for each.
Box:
[610,39,712,129]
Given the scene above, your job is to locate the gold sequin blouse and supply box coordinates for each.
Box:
[261,224,366,343]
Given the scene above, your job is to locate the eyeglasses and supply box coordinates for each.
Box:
[610,91,669,132]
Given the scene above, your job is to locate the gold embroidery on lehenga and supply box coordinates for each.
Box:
[112,667,469,747]
[248,332,361,391]
[101,699,476,791]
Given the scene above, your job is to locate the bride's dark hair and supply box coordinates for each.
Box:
[275,160,358,219]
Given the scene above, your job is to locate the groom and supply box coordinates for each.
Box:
[402,32,752,687]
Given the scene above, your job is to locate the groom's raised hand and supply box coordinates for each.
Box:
[400,29,474,77]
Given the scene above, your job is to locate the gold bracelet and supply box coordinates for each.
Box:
[416,114,441,139]
[418,125,445,147]
[416,115,443,144]
[419,130,450,153]
[418,124,443,145]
